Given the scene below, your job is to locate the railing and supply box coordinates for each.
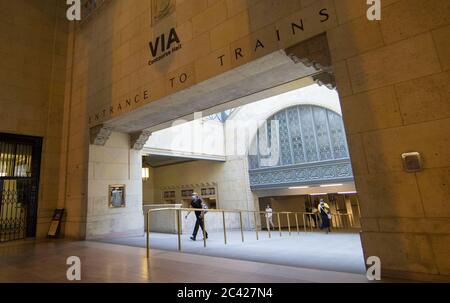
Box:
[145,208,357,258]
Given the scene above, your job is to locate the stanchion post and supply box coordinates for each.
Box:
[239,211,244,243]
[202,210,207,248]
[315,213,319,231]
[295,213,300,235]
[277,212,282,237]
[303,213,306,233]
[286,213,291,236]
[254,211,259,240]
[146,211,150,258]
[222,211,227,245]
[176,209,181,251]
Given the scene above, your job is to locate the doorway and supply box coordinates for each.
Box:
[0,133,42,242]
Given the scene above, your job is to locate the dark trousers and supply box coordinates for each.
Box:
[192,215,207,238]
[320,213,331,231]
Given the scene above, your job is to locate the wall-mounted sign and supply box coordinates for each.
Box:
[148,27,182,66]
[402,152,423,172]
[109,185,126,208]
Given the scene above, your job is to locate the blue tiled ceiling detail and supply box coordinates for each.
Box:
[248,105,353,189]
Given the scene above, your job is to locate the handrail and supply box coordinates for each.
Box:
[145,207,355,258]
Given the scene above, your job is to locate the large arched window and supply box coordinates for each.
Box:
[248,105,353,189]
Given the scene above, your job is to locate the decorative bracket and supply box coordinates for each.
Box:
[130,130,152,150]
[285,33,336,90]
[89,124,113,146]
[312,72,336,90]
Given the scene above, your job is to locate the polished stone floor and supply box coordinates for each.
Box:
[96,230,366,274]
[0,240,371,283]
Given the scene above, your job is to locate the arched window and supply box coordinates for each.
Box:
[248,105,353,189]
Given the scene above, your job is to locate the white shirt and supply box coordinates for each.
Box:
[265,208,273,219]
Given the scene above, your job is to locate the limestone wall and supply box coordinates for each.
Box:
[331,0,450,281]
[0,0,69,238]
[60,0,450,281]
[87,132,143,238]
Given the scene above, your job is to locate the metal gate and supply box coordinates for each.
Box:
[0,133,42,242]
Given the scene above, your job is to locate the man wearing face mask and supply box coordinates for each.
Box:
[185,192,208,241]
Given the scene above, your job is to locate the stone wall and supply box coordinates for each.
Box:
[331,0,450,281]
[87,132,143,239]
[60,0,450,281]
[0,0,69,238]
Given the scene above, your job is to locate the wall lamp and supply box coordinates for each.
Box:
[142,167,150,181]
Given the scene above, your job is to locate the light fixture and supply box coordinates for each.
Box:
[320,183,343,188]
[289,186,309,190]
[338,191,357,195]
[310,193,327,196]
[142,167,150,181]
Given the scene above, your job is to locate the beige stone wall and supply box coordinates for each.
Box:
[60,0,450,280]
[4,0,449,281]
[0,0,69,238]
[331,0,450,281]
[87,132,143,238]
[75,0,339,126]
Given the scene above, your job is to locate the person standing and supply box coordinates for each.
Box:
[265,204,275,230]
[318,199,331,233]
[185,192,208,241]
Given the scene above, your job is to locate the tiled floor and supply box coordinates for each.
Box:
[0,240,370,283]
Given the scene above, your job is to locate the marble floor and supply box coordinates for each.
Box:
[96,230,367,274]
[0,239,371,283]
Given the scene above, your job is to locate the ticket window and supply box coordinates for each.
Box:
[162,191,176,204]
[181,189,194,208]
[200,187,218,209]
[202,198,217,209]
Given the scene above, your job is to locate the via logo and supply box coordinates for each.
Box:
[66,256,81,281]
[367,0,381,21]
[148,27,180,58]
[366,256,381,281]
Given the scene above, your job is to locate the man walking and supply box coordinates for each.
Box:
[185,192,208,241]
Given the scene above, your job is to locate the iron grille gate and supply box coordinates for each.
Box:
[0,133,42,242]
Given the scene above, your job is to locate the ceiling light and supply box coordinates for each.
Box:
[320,183,343,187]
[338,191,357,195]
[310,193,327,196]
[289,186,309,189]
